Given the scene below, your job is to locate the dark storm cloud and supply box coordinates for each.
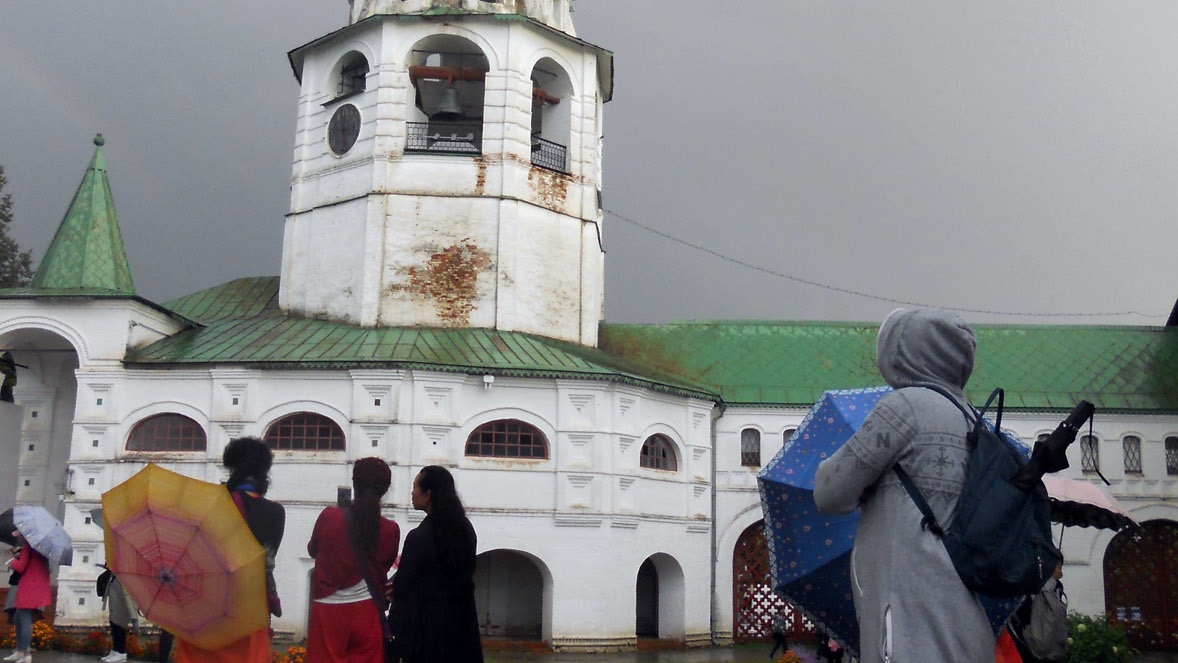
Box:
[1,1,1176,325]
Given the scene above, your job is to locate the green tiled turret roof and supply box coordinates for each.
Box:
[30,134,135,294]
[598,320,1178,413]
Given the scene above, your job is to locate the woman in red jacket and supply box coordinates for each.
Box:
[307,458,400,663]
[5,532,50,663]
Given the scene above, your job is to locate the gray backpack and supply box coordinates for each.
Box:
[1023,579,1068,662]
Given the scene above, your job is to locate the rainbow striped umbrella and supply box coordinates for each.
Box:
[101,464,267,650]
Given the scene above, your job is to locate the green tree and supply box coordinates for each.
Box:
[0,165,34,288]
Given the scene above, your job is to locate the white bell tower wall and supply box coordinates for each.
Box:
[280,12,610,346]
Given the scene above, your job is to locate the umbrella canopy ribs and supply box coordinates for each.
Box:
[102,464,268,651]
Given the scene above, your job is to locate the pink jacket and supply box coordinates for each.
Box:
[11,546,51,609]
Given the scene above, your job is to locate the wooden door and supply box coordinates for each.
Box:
[1105,520,1178,651]
[733,520,812,642]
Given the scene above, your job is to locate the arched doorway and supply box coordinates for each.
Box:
[1105,519,1178,651]
[733,520,811,642]
[474,550,545,641]
[636,559,658,637]
[0,327,81,517]
[635,553,685,644]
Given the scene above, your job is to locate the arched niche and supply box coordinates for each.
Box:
[474,549,553,643]
[636,552,685,642]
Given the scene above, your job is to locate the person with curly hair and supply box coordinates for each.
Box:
[390,466,482,663]
[307,458,400,663]
[175,437,285,663]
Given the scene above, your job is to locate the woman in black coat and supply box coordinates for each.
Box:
[390,466,482,663]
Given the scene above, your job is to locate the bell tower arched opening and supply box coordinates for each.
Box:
[529,58,573,174]
[406,35,489,155]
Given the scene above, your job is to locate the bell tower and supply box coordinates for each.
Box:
[280,0,612,346]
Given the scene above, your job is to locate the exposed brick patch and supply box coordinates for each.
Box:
[474,155,487,196]
[405,242,493,325]
[528,164,569,210]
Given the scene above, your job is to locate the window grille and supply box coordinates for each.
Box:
[1165,437,1178,475]
[127,414,207,452]
[741,429,761,467]
[1123,436,1142,474]
[265,412,345,451]
[640,434,677,471]
[1080,435,1100,473]
[465,419,548,459]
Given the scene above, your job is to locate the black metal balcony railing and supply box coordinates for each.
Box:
[531,137,568,174]
[406,121,482,155]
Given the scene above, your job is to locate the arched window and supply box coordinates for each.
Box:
[333,51,369,98]
[466,419,548,459]
[640,434,677,471]
[782,428,797,447]
[740,429,761,467]
[127,414,207,452]
[1123,436,1142,475]
[264,412,345,451]
[1080,434,1100,473]
[529,58,573,173]
[406,35,489,155]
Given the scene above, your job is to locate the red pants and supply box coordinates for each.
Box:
[307,600,384,663]
[995,628,1024,663]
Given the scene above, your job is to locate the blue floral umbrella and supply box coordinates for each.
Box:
[758,386,1023,659]
[758,387,887,658]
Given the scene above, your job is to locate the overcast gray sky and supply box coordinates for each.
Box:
[2,1,1176,326]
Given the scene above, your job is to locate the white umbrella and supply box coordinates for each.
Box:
[1042,476,1136,531]
[12,505,73,566]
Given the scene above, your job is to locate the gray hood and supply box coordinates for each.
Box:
[876,308,975,393]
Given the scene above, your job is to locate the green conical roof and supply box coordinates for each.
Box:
[30,134,135,294]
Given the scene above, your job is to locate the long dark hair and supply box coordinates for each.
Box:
[351,457,391,561]
[223,437,273,495]
[417,465,475,568]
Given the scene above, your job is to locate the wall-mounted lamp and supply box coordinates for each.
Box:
[483,375,495,390]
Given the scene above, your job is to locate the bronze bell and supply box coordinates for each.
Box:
[431,86,464,122]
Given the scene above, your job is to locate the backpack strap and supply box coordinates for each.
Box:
[891,386,1004,537]
[894,465,944,536]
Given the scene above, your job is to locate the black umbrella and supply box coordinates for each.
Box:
[1011,400,1095,491]
[0,508,17,546]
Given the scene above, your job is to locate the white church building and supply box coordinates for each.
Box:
[3,0,1177,652]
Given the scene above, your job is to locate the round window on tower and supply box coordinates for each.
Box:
[327,104,361,156]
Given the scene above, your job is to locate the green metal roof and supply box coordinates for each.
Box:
[30,135,135,294]
[141,279,1178,412]
[127,278,714,398]
[598,320,1178,413]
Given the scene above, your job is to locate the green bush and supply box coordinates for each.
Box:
[1064,612,1133,663]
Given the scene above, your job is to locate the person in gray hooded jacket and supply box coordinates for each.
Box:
[814,308,994,663]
